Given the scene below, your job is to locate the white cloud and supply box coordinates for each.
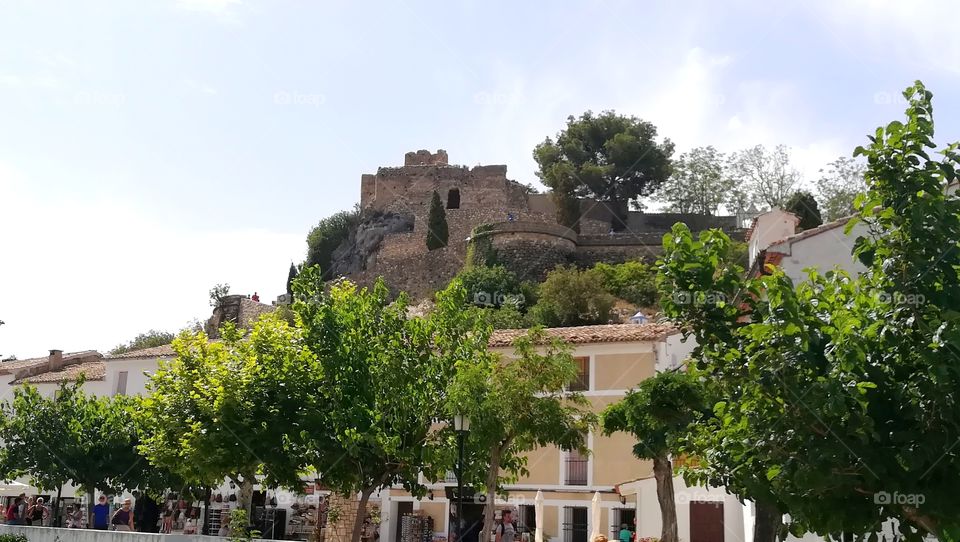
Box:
[809,0,960,74]
[0,162,302,358]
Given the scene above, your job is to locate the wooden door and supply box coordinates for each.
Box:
[689,501,724,542]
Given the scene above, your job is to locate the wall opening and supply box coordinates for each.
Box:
[447,188,461,209]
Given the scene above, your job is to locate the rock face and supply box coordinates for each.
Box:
[328,211,415,278]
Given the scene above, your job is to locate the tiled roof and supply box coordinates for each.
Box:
[767,216,854,249]
[12,361,106,384]
[106,343,176,360]
[0,350,100,375]
[488,323,676,348]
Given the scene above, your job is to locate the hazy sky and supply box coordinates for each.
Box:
[1,0,958,357]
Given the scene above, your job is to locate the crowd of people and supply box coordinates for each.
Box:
[4,494,50,526]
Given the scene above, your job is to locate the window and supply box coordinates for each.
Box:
[447,188,461,209]
[115,371,128,396]
[444,470,458,483]
[518,504,536,534]
[568,357,590,391]
[562,507,588,542]
[564,448,588,486]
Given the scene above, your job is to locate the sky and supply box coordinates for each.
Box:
[1,0,959,358]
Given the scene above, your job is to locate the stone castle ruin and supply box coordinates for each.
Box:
[335,149,742,297]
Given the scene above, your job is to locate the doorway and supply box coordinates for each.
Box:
[689,501,724,542]
[447,189,461,209]
[395,501,413,542]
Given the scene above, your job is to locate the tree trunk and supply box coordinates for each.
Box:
[753,500,782,542]
[902,505,939,539]
[54,486,62,527]
[481,444,503,542]
[237,473,255,521]
[86,489,95,529]
[652,455,678,542]
[351,487,375,542]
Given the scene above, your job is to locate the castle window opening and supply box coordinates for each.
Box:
[446,188,460,209]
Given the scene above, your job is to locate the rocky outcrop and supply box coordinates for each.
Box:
[328,211,415,277]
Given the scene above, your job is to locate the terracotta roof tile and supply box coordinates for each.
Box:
[488,323,675,348]
[105,344,176,360]
[12,361,106,384]
[0,350,100,375]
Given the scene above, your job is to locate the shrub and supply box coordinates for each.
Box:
[474,305,529,329]
[426,191,449,250]
[592,261,658,307]
[306,207,360,276]
[529,266,614,327]
[0,534,29,542]
[110,329,176,355]
[465,224,498,267]
[457,265,521,307]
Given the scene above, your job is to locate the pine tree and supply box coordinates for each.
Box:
[426,191,449,250]
[785,190,823,231]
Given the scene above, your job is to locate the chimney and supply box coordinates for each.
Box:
[49,349,63,372]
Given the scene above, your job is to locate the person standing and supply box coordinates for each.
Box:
[5,497,23,525]
[111,498,135,531]
[28,497,47,526]
[496,510,516,542]
[92,495,111,530]
[23,497,35,526]
[141,494,161,533]
[618,523,632,542]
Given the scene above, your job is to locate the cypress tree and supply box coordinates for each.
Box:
[286,262,299,298]
[426,191,449,250]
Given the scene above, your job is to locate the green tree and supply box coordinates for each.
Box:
[815,156,867,221]
[426,191,449,250]
[534,111,674,230]
[286,262,299,298]
[602,371,707,542]
[110,329,175,355]
[784,190,823,231]
[657,82,960,540]
[450,329,596,539]
[0,381,174,523]
[655,146,733,215]
[138,314,319,514]
[292,268,492,542]
[592,261,658,307]
[209,283,231,307]
[529,266,614,327]
[306,207,360,276]
[727,144,800,209]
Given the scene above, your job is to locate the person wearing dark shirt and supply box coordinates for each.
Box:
[92,495,111,530]
[111,498,134,531]
[139,495,161,533]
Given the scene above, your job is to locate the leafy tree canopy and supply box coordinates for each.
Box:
[534,110,674,230]
[655,146,733,215]
[306,207,360,277]
[816,156,867,221]
[426,190,449,250]
[658,81,960,540]
[110,329,175,355]
[727,144,800,209]
[785,190,824,231]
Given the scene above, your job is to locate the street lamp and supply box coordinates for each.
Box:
[453,414,471,542]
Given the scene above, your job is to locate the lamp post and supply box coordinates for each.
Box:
[453,413,471,542]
